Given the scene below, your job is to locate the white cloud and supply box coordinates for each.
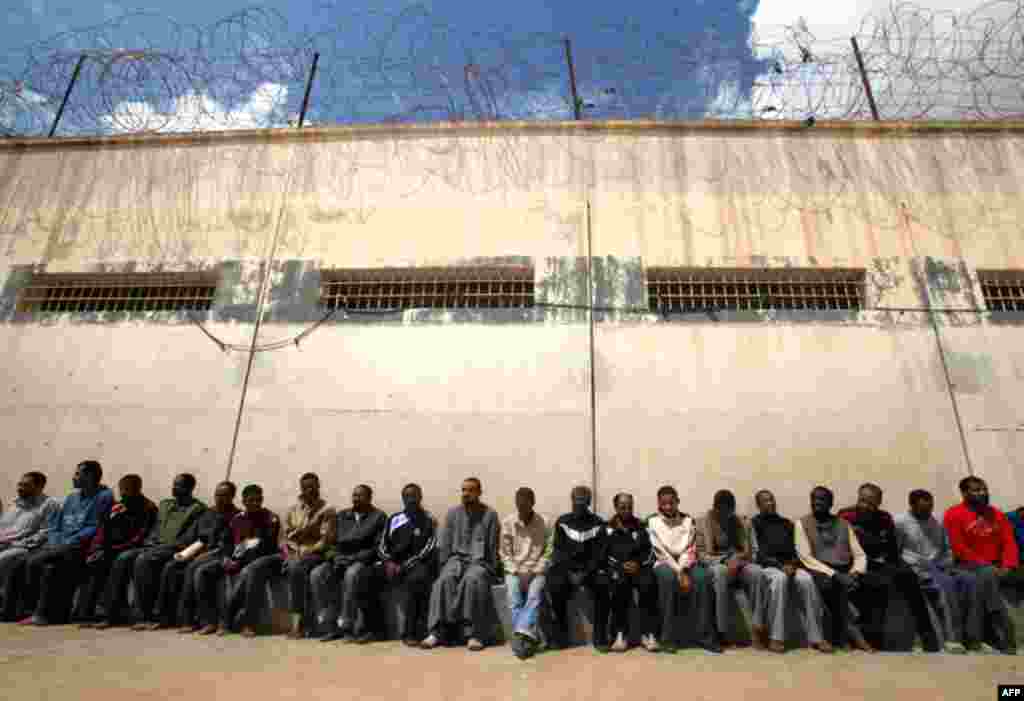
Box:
[100,82,289,134]
[725,0,1024,120]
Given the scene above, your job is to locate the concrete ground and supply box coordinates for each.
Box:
[2,625,1022,701]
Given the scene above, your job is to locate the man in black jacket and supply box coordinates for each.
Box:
[315,484,387,643]
[600,493,659,653]
[377,483,437,647]
[545,485,608,651]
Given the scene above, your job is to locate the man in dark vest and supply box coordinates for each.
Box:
[794,486,874,652]
[839,483,940,652]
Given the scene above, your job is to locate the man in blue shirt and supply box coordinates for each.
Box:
[17,460,113,625]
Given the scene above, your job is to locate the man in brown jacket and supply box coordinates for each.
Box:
[283,472,336,639]
[696,490,762,647]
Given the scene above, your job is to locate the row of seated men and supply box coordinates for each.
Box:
[0,461,1021,661]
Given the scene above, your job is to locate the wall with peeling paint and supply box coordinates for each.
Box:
[1,123,1023,521]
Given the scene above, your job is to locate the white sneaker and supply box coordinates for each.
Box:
[944,641,966,655]
[642,634,661,653]
[610,632,628,653]
[420,634,441,649]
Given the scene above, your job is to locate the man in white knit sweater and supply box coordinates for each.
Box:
[647,485,721,653]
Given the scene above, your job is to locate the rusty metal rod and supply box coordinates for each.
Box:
[851,37,880,121]
[564,38,581,120]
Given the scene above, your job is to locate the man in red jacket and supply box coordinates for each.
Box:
[943,476,1019,654]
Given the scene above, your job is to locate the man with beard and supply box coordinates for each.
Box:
[749,489,830,654]
[794,486,874,652]
[377,483,436,647]
[943,476,1019,654]
[647,485,720,653]
[838,483,940,652]
[545,485,609,651]
[146,481,240,630]
[600,493,659,653]
[696,490,761,648]
[314,484,387,644]
[75,474,158,626]
[895,489,973,654]
[0,471,59,621]
[500,487,549,660]
[18,460,114,625]
[422,477,500,651]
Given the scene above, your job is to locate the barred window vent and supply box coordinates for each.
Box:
[17,272,218,313]
[978,270,1024,312]
[647,267,866,313]
[320,266,535,311]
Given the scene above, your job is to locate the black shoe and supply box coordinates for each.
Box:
[701,639,723,654]
[352,631,374,645]
[594,643,610,654]
[921,633,941,653]
[320,626,352,643]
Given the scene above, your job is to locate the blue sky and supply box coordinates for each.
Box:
[0,0,1002,134]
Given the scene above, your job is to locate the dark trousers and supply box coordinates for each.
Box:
[74,553,119,621]
[607,567,659,639]
[100,548,146,623]
[380,561,433,640]
[23,544,84,620]
[223,554,283,629]
[175,556,217,627]
[284,554,323,615]
[193,558,228,626]
[545,562,612,647]
[812,571,853,647]
[855,562,937,649]
[132,545,178,622]
[153,557,192,625]
[652,564,716,648]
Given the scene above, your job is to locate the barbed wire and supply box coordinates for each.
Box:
[1,0,1023,137]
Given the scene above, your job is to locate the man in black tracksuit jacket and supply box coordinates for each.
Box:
[546,485,608,650]
[599,493,660,652]
[314,485,388,643]
[376,483,437,646]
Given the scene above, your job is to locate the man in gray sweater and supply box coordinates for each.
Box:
[894,489,973,654]
[422,477,500,652]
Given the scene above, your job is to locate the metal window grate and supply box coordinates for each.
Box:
[17,272,219,313]
[647,267,866,313]
[320,266,535,311]
[978,270,1024,312]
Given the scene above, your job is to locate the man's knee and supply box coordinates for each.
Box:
[763,569,787,591]
[343,563,368,587]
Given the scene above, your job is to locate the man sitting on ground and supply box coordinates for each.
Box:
[600,493,659,653]
[76,474,158,626]
[697,489,761,648]
[147,480,239,630]
[192,484,281,637]
[795,486,873,652]
[647,485,720,653]
[895,488,973,654]
[500,487,550,660]
[93,473,205,630]
[282,472,336,639]
[19,460,113,626]
[0,472,59,621]
[944,476,1019,654]
[545,485,608,651]
[749,489,830,654]
[315,484,387,643]
[422,477,500,652]
[378,484,437,647]
[838,483,940,652]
